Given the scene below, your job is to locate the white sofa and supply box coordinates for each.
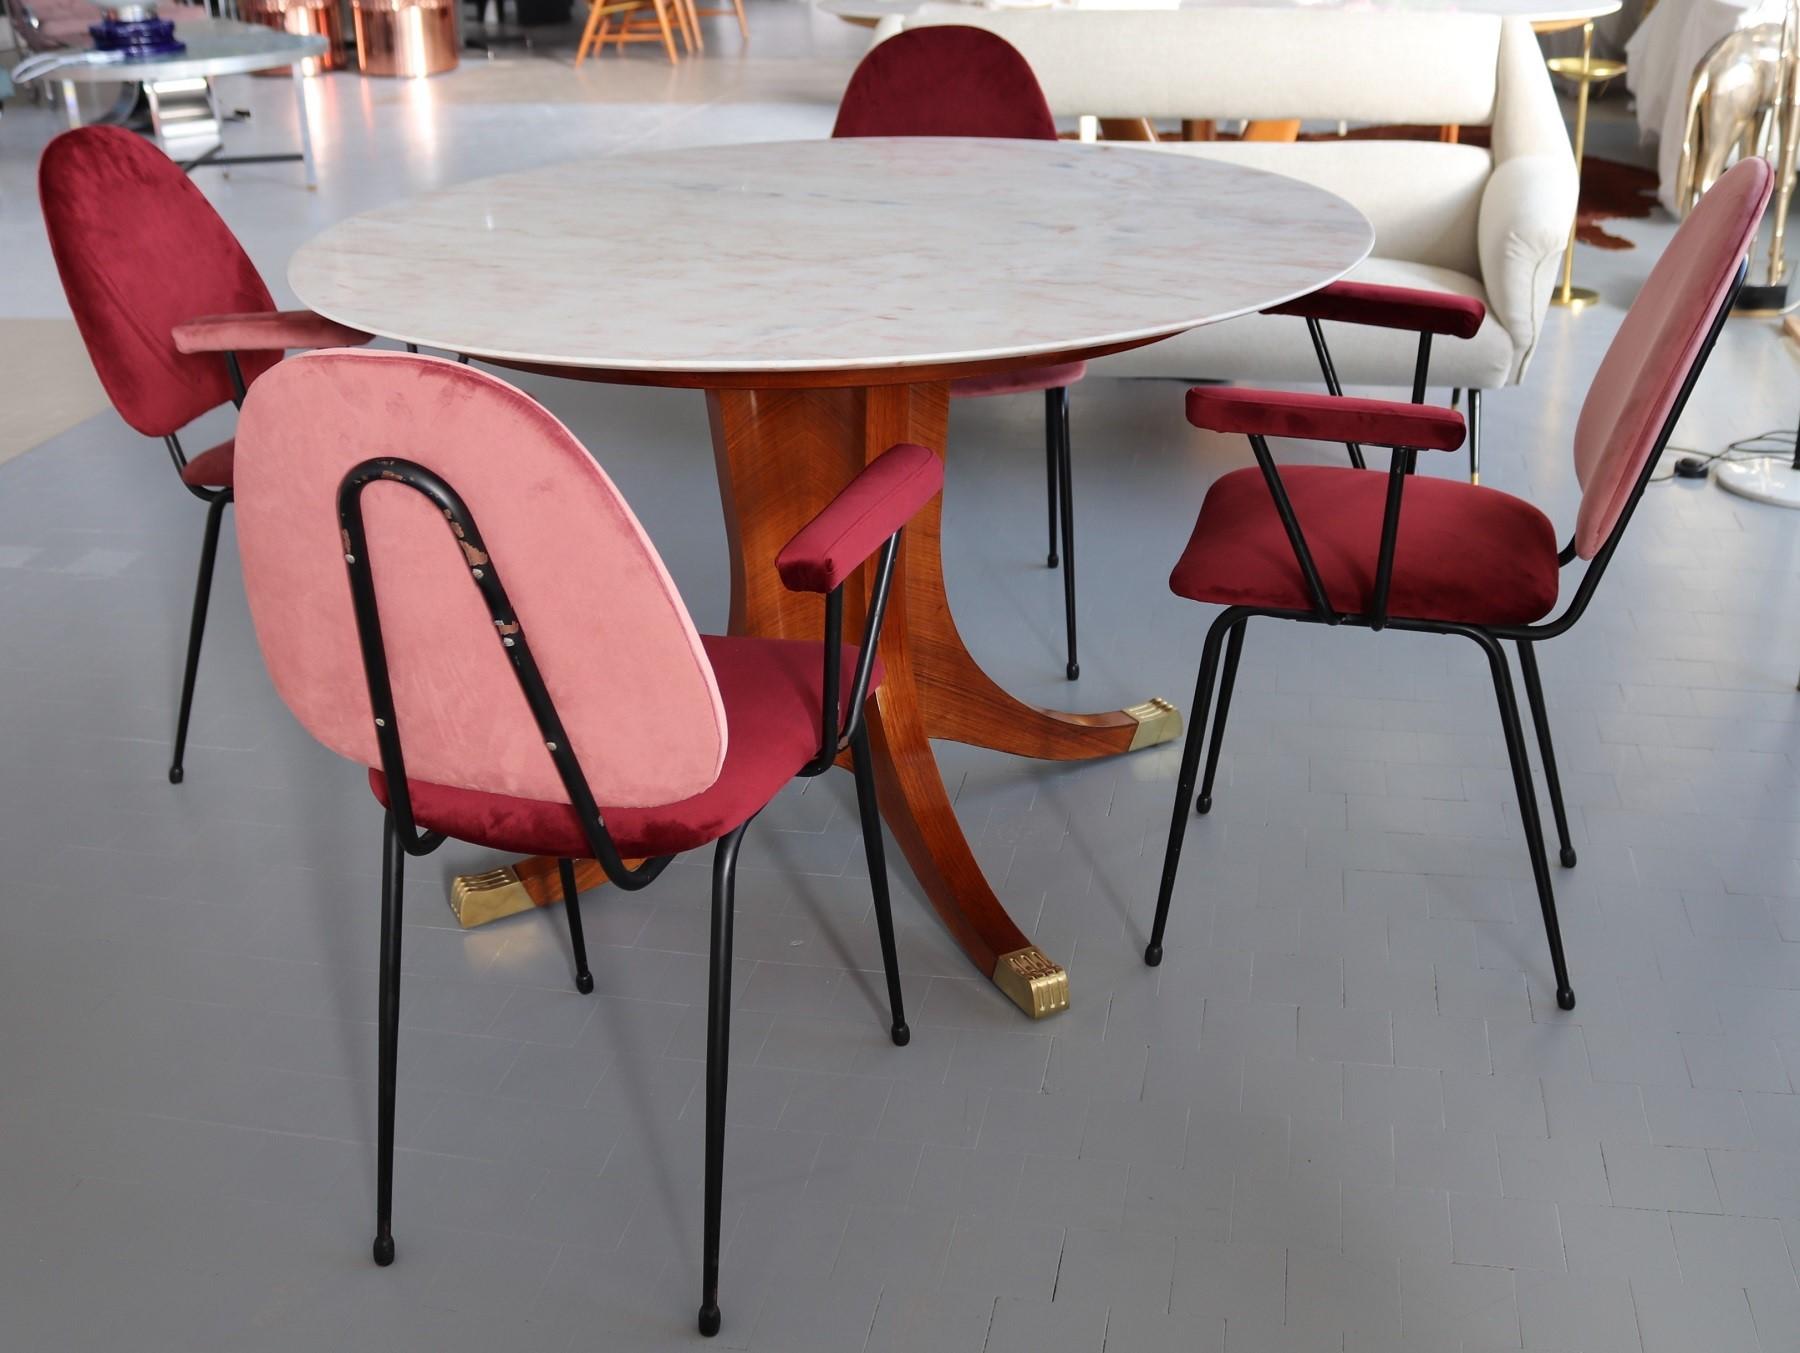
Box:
[874,9,1578,460]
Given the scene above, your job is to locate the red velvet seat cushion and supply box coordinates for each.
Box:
[1170,465,1560,625]
[369,635,882,858]
[949,360,1087,400]
[178,437,234,489]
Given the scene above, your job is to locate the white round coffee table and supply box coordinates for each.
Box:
[290,136,1373,1018]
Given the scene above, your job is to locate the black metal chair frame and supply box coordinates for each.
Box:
[1146,264,1747,1017]
[1301,315,1483,483]
[160,349,248,784]
[1040,383,1079,679]
[334,455,909,1339]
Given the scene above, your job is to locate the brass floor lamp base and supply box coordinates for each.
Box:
[1551,286,1601,311]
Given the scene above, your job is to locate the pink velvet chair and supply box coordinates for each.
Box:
[834,25,1085,679]
[38,125,371,783]
[1145,160,1773,1016]
[232,349,940,1339]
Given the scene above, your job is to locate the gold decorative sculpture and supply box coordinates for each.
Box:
[1676,1,1800,311]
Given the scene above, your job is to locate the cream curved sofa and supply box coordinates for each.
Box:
[873,8,1578,462]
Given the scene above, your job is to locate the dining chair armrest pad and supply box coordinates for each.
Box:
[777,442,945,593]
[1187,386,1466,452]
[172,310,375,355]
[1262,281,1487,340]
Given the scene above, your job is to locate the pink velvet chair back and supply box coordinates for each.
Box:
[234,351,728,809]
[1571,157,1772,558]
[38,126,281,439]
[832,26,1058,140]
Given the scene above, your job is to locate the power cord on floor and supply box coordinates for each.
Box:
[1648,427,1799,483]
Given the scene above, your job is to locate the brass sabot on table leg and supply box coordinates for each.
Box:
[448,866,537,928]
[993,945,1071,1019]
[1125,697,1183,752]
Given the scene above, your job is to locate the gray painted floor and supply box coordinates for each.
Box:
[3,7,1799,1350]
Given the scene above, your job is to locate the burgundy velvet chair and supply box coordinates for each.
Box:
[1145,159,1773,1015]
[37,124,371,783]
[834,25,1084,679]
[233,350,938,1339]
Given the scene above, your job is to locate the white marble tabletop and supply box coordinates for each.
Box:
[819,0,1622,27]
[290,138,1371,379]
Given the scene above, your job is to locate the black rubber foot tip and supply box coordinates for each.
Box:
[890,1021,911,1047]
[1557,988,1576,1011]
[168,765,184,784]
[1047,553,1059,568]
[372,1235,395,1267]
[698,1304,721,1338]
[1144,943,1163,967]
[1066,663,1080,681]
[574,971,594,995]
[1559,847,1578,869]
[1195,795,1212,815]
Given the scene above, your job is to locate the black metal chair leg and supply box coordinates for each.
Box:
[1196,620,1246,815]
[698,821,748,1339]
[1145,608,1237,966]
[1043,388,1060,569]
[373,813,405,1266]
[557,858,595,994]
[1473,632,1575,1010]
[169,492,229,785]
[1304,317,1365,470]
[849,724,909,1045]
[1054,387,1079,681]
[1516,642,1576,869]
[1467,389,1483,484]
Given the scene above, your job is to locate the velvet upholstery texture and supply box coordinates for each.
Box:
[235,351,728,809]
[178,438,236,489]
[949,359,1088,400]
[1571,158,1772,558]
[371,638,883,858]
[776,443,944,593]
[172,309,372,355]
[1170,464,1560,625]
[1187,386,1466,452]
[38,126,283,437]
[831,25,1059,140]
[1263,279,1488,340]
[834,28,1080,406]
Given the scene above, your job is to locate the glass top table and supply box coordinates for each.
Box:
[39,19,324,186]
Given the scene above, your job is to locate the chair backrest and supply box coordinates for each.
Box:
[1571,156,1772,559]
[38,126,280,439]
[833,25,1057,141]
[234,350,728,809]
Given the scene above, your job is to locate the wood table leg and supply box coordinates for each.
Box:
[449,380,1183,1019]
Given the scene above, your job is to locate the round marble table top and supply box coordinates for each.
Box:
[817,0,1621,26]
[291,138,1371,380]
[47,18,326,83]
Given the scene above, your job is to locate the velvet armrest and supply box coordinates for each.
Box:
[777,443,945,593]
[1187,387,1466,452]
[1263,280,1487,341]
[172,309,374,355]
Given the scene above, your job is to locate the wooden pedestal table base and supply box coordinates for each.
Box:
[448,380,1183,1019]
